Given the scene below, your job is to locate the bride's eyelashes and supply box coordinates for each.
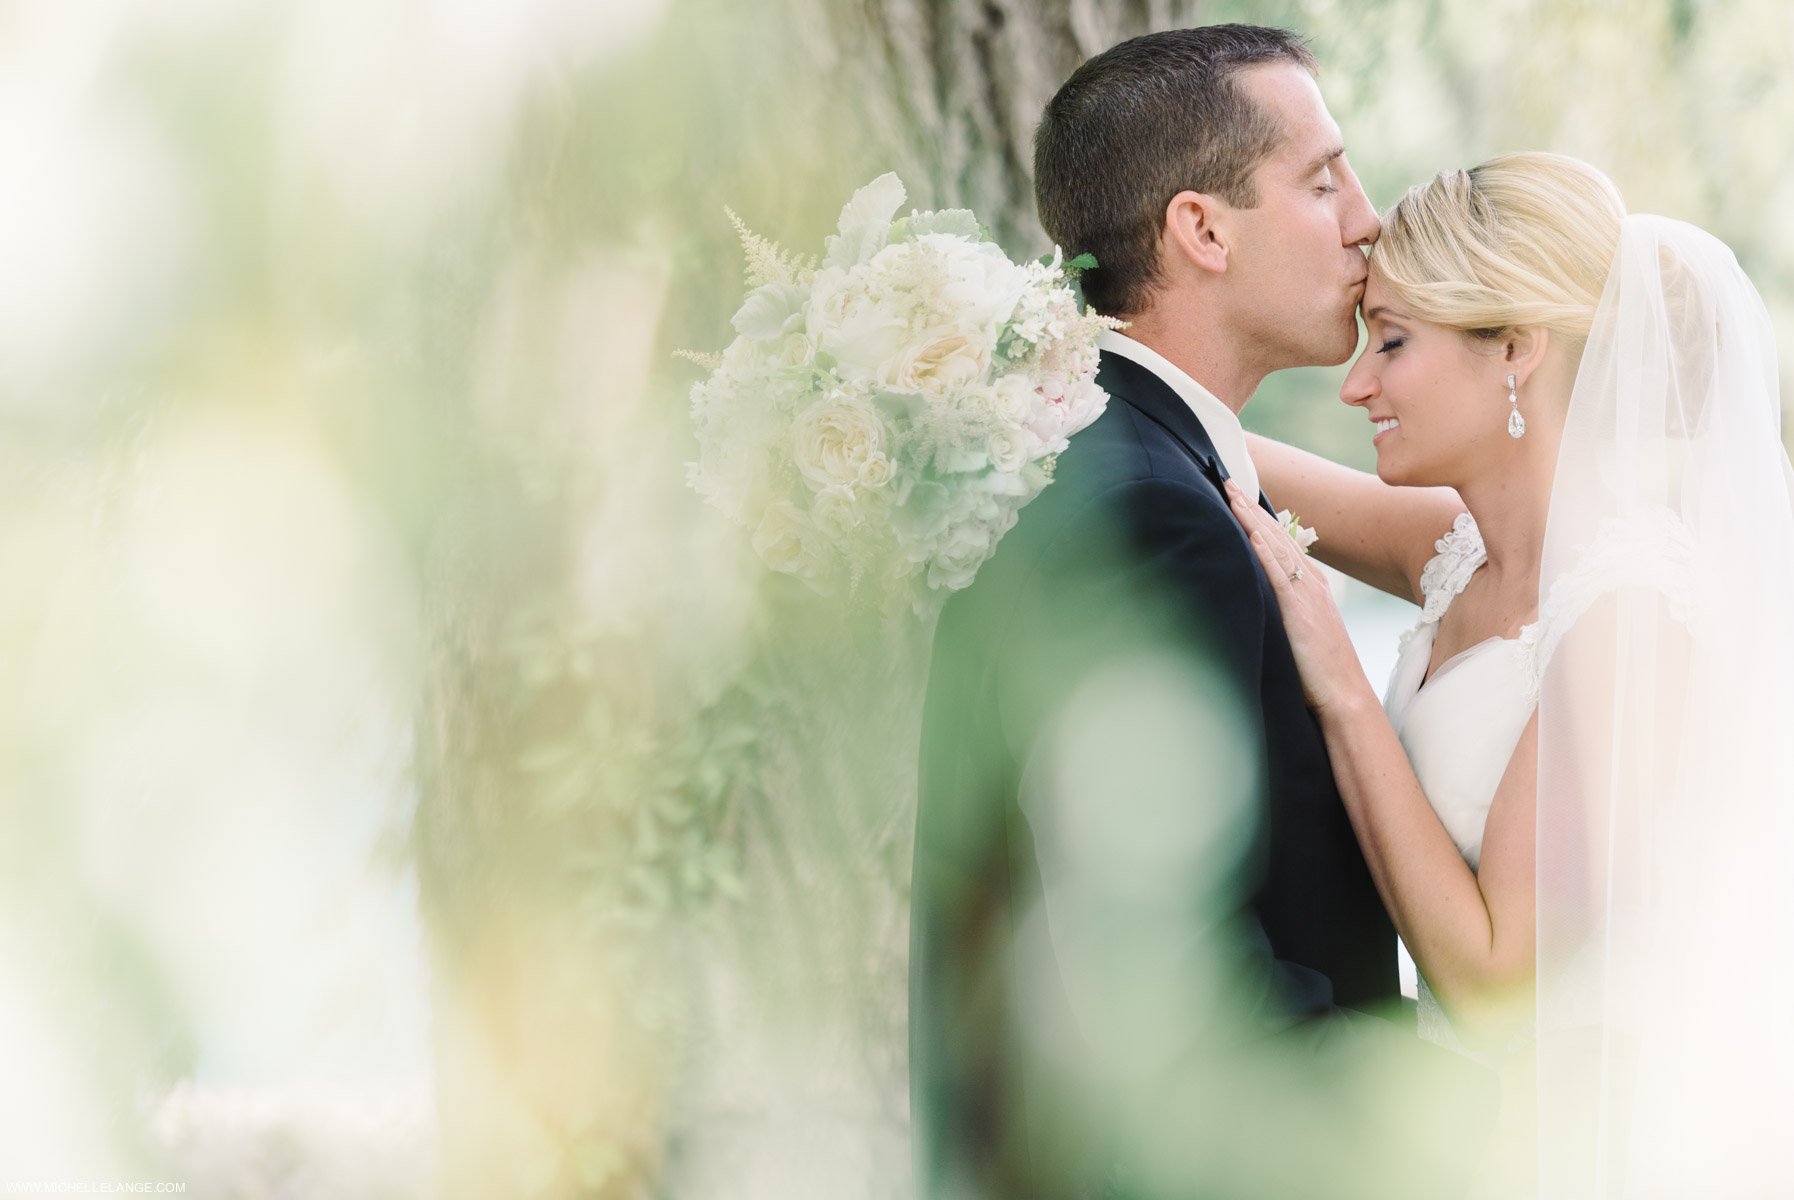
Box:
[1375,336,1407,354]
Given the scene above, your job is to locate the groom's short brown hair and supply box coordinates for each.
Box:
[1035,25,1317,317]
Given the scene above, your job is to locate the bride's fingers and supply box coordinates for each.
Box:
[1247,530,1299,601]
[1252,519,1309,600]
[1249,509,1299,580]
[1225,482,1305,587]
[1224,482,1278,542]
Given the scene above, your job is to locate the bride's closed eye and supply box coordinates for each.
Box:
[1375,336,1406,354]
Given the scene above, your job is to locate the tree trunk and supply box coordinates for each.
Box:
[807,0,1208,254]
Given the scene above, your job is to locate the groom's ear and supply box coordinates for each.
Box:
[1162,190,1230,277]
[1502,327,1550,386]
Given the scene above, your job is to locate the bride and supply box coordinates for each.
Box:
[1233,151,1794,1196]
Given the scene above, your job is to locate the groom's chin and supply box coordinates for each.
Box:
[1306,320,1360,369]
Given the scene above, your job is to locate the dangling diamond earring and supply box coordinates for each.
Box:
[1507,373,1526,439]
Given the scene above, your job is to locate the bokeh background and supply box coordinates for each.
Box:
[4,0,1791,1195]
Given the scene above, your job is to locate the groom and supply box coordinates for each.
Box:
[913,25,1490,1199]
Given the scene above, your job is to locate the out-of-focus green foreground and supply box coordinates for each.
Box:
[2,0,1789,1195]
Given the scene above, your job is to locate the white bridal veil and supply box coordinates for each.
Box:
[1533,214,1794,1194]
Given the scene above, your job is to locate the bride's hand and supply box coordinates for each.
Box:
[1224,480,1375,717]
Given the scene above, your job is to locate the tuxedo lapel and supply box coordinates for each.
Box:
[1096,352,1229,492]
[1095,350,1279,517]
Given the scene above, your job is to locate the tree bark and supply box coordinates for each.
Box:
[812,0,1208,254]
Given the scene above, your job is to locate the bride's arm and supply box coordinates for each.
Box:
[1321,695,1537,1037]
[1246,431,1465,605]
[1224,479,1533,1038]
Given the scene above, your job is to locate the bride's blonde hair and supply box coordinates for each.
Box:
[1372,152,1627,347]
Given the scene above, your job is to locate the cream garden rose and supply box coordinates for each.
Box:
[879,328,993,398]
[791,393,892,492]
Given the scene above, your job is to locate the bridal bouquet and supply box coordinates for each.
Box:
[686,174,1116,616]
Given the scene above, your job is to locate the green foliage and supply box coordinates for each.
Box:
[495,599,758,937]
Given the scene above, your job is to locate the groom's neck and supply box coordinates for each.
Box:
[1118,305,1261,415]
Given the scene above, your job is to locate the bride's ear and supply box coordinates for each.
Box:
[1163,190,1229,276]
[1503,327,1550,387]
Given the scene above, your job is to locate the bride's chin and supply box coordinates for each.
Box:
[1373,456,1418,488]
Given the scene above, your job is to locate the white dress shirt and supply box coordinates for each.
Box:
[1096,329,1260,498]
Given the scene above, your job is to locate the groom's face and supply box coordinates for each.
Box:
[1221,65,1378,369]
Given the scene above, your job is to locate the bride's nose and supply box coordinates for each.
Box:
[1340,353,1378,409]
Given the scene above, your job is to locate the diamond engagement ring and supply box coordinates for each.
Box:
[1289,566,1306,582]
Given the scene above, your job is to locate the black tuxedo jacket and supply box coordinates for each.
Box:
[910,351,1489,1198]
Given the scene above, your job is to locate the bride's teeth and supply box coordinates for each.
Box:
[1375,418,1400,435]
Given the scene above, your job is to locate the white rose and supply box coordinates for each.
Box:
[858,451,895,488]
[790,393,891,491]
[809,485,864,538]
[989,374,1035,422]
[720,335,762,378]
[776,331,815,369]
[927,521,997,592]
[752,500,831,590]
[986,427,1031,474]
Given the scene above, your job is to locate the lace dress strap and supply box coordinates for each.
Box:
[1416,511,1486,624]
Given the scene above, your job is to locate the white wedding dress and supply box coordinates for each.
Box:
[1382,504,1701,1197]
[1382,510,1540,1063]
[1382,511,1548,1197]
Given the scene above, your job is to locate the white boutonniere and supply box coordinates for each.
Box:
[1276,509,1319,554]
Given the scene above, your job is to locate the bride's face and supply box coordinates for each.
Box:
[1340,271,1512,487]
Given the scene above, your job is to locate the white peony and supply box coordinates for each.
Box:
[911,233,1030,331]
[806,266,910,383]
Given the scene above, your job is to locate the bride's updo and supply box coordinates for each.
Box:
[1372,152,1627,346]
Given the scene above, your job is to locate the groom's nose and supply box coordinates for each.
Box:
[1336,158,1379,248]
